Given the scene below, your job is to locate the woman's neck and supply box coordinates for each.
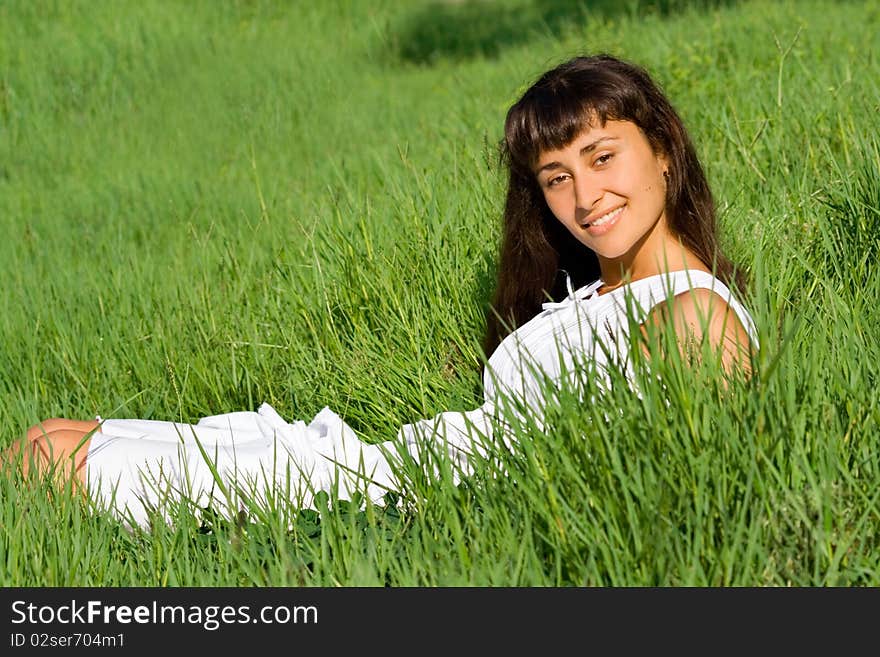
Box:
[597,235,708,294]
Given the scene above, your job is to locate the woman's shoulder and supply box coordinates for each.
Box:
[638,270,758,371]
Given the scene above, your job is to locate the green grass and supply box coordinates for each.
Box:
[1,0,878,585]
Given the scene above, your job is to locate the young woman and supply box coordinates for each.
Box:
[5,54,757,528]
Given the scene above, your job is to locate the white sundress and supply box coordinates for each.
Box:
[85,269,758,527]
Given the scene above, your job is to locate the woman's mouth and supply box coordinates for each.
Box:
[583,205,625,236]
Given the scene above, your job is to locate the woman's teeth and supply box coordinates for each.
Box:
[588,206,624,227]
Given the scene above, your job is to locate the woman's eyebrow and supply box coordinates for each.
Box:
[535,136,619,173]
[579,135,618,155]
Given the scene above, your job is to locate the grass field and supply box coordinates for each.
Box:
[1,0,879,585]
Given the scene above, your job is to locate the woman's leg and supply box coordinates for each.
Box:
[5,428,94,490]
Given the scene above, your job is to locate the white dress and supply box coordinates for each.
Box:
[86,270,758,527]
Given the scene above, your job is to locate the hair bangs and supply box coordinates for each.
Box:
[503,77,639,174]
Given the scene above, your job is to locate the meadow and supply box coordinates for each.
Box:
[1,0,878,585]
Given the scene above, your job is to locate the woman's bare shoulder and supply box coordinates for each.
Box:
[642,287,753,372]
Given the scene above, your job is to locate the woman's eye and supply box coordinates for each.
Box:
[547,174,568,187]
[595,153,614,166]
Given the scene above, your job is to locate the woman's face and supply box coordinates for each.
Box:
[534,119,672,278]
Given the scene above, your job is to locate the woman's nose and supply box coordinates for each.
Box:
[573,175,600,211]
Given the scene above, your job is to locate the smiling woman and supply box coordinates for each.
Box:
[5,54,757,529]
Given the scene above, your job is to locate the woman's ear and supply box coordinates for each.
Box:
[657,152,670,175]
[658,153,671,186]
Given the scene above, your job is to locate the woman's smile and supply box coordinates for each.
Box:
[582,203,626,235]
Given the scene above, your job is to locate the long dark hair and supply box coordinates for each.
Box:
[483,53,746,356]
